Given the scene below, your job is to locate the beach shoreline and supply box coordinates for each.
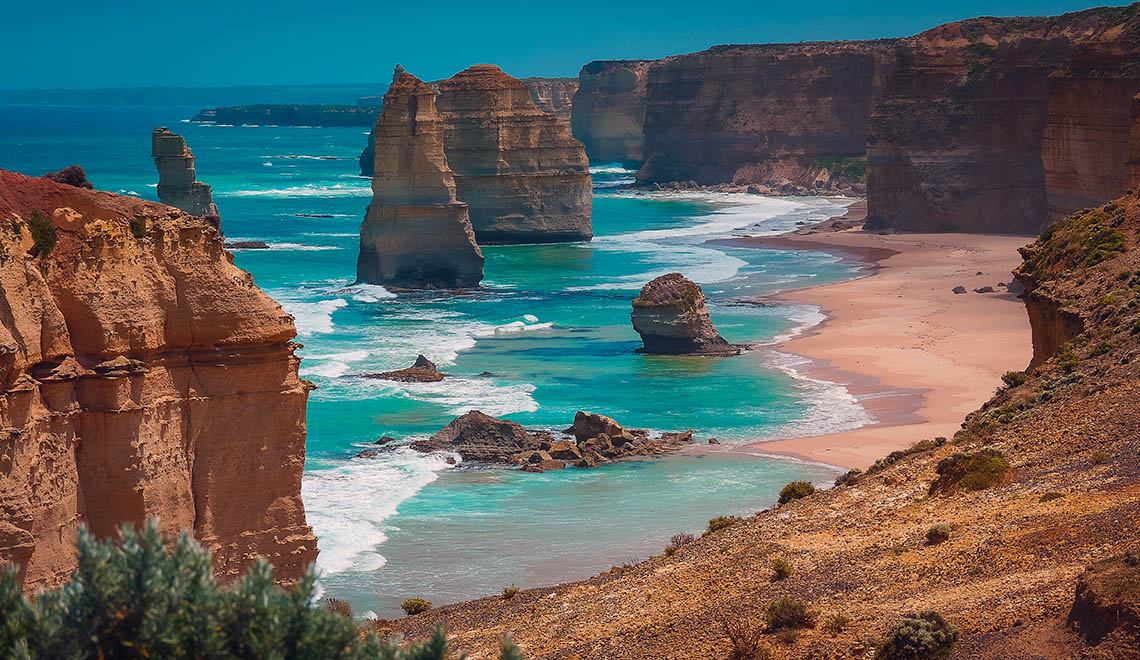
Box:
[727,206,1035,470]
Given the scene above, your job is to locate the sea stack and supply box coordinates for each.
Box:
[630,273,738,356]
[437,64,593,244]
[151,127,221,230]
[356,67,484,289]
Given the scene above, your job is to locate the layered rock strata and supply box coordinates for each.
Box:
[356,68,484,289]
[520,77,577,126]
[630,273,738,355]
[636,42,897,192]
[0,170,317,592]
[410,410,695,470]
[571,60,652,167]
[151,127,221,230]
[437,64,593,244]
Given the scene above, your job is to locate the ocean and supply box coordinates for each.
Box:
[0,102,870,618]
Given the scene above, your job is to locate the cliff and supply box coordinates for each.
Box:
[0,170,317,592]
[866,6,1140,234]
[636,42,897,193]
[437,64,592,244]
[192,104,380,127]
[571,60,652,167]
[388,193,1140,658]
[152,127,221,230]
[356,68,484,288]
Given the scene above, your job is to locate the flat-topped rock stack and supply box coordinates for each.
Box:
[356,67,484,289]
[151,127,221,230]
[437,64,593,244]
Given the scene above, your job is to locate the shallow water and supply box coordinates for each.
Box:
[0,104,866,617]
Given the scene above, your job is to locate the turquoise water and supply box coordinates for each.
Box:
[0,104,867,618]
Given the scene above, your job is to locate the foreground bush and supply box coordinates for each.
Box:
[720,615,770,660]
[930,450,1010,494]
[401,597,432,615]
[764,596,815,631]
[875,611,958,660]
[925,524,951,545]
[777,481,815,505]
[0,523,522,659]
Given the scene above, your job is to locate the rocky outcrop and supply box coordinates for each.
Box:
[41,166,93,189]
[866,6,1140,233]
[364,355,443,382]
[356,68,484,289]
[410,411,544,463]
[151,127,221,230]
[636,42,896,192]
[0,170,316,592]
[437,64,593,244]
[630,273,738,356]
[193,104,379,127]
[521,77,577,126]
[571,60,651,167]
[1067,553,1140,652]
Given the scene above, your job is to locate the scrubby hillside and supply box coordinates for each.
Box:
[389,193,1140,659]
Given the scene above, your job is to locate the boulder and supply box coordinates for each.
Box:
[974,286,995,294]
[42,165,93,189]
[356,67,484,289]
[366,355,444,382]
[545,440,583,461]
[536,459,567,471]
[566,411,636,445]
[411,410,542,462]
[952,285,967,294]
[708,437,720,445]
[630,273,739,356]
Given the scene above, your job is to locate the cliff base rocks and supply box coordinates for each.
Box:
[364,355,443,383]
[631,273,738,355]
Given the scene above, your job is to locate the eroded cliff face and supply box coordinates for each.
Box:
[866,6,1140,234]
[437,64,592,244]
[521,77,577,127]
[571,60,652,167]
[636,42,897,192]
[356,68,484,289]
[152,127,221,230]
[0,170,316,591]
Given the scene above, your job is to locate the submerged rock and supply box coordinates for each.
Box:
[151,127,221,230]
[437,64,593,244]
[630,273,739,356]
[225,240,270,250]
[356,67,484,289]
[365,355,444,383]
[42,165,93,189]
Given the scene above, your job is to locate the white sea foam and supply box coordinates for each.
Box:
[220,183,371,198]
[263,161,273,167]
[340,283,397,303]
[762,350,874,439]
[302,448,455,576]
[282,298,348,336]
[589,164,634,174]
[370,377,539,417]
[473,316,554,336]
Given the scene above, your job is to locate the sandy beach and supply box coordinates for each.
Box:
[736,212,1035,470]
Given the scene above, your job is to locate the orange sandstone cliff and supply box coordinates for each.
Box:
[0,170,317,591]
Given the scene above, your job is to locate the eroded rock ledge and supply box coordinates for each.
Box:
[0,170,316,591]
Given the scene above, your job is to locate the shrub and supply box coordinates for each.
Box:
[401,597,432,615]
[874,611,959,660]
[930,450,1010,494]
[1055,344,1079,372]
[835,468,862,486]
[1089,450,1111,465]
[501,586,520,600]
[925,524,951,545]
[764,597,816,631]
[323,597,354,618]
[129,216,148,239]
[778,481,815,505]
[671,532,696,548]
[1001,371,1028,388]
[664,545,677,556]
[865,438,947,477]
[27,211,57,257]
[824,613,851,636]
[771,558,793,581]
[814,156,867,181]
[1039,492,1065,503]
[707,516,742,534]
[720,615,770,660]
[0,522,523,659]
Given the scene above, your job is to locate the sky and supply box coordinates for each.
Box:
[4,1,1129,90]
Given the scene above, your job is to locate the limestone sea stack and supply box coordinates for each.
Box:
[437,64,593,244]
[571,60,652,168]
[151,127,221,230]
[630,273,738,356]
[0,169,316,591]
[356,68,484,289]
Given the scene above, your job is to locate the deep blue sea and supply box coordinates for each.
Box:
[0,103,869,617]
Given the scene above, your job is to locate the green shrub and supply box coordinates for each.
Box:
[401,597,432,615]
[671,532,696,547]
[814,156,867,181]
[664,545,677,556]
[865,438,947,477]
[824,613,851,636]
[778,481,815,505]
[771,558,793,581]
[925,524,951,545]
[1038,492,1065,503]
[129,216,148,239]
[1001,371,1028,388]
[707,516,742,534]
[0,522,521,659]
[1089,450,1111,465]
[501,586,519,600]
[930,450,1010,494]
[835,468,862,486]
[323,597,353,618]
[720,615,770,660]
[27,211,57,257]
[874,611,959,660]
[764,596,816,631]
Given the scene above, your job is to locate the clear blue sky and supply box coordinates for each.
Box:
[5,1,1128,89]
